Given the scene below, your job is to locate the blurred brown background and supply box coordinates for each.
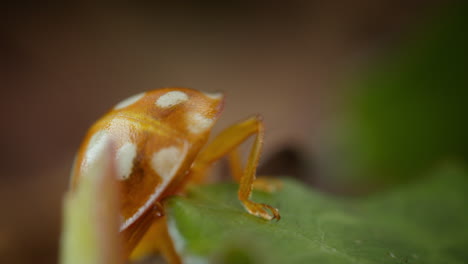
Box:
[0,1,446,263]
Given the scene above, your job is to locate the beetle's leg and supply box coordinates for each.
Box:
[121,202,164,259]
[189,146,282,192]
[228,148,283,193]
[130,215,181,264]
[190,115,280,221]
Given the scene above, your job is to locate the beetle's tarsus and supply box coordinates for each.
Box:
[243,200,281,221]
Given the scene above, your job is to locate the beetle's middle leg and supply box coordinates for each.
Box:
[188,115,280,220]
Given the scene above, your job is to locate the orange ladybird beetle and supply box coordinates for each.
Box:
[70,87,280,263]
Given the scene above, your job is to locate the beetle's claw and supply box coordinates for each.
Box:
[266,204,281,221]
[262,203,280,221]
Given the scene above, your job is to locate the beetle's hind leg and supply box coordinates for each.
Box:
[189,115,280,221]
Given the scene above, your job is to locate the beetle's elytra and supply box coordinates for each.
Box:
[70,87,280,263]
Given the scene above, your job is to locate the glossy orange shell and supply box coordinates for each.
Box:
[70,87,224,230]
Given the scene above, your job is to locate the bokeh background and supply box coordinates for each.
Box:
[1,1,466,263]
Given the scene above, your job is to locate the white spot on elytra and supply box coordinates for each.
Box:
[84,130,110,167]
[114,92,145,110]
[151,146,185,182]
[121,142,188,231]
[187,112,213,134]
[203,91,223,100]
[156,91,189,108]
[115,142,137,180]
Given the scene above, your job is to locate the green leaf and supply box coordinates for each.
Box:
[166,166,468,264]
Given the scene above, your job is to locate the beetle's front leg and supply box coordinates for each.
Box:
[127,203,181,264]
[130,215,181,264]
[121,202,165,258]
[189,115,280,221]
[228,148,283,193]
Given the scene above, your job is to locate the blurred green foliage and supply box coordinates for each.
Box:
[167,165,468,263]
[319,2,468,187]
